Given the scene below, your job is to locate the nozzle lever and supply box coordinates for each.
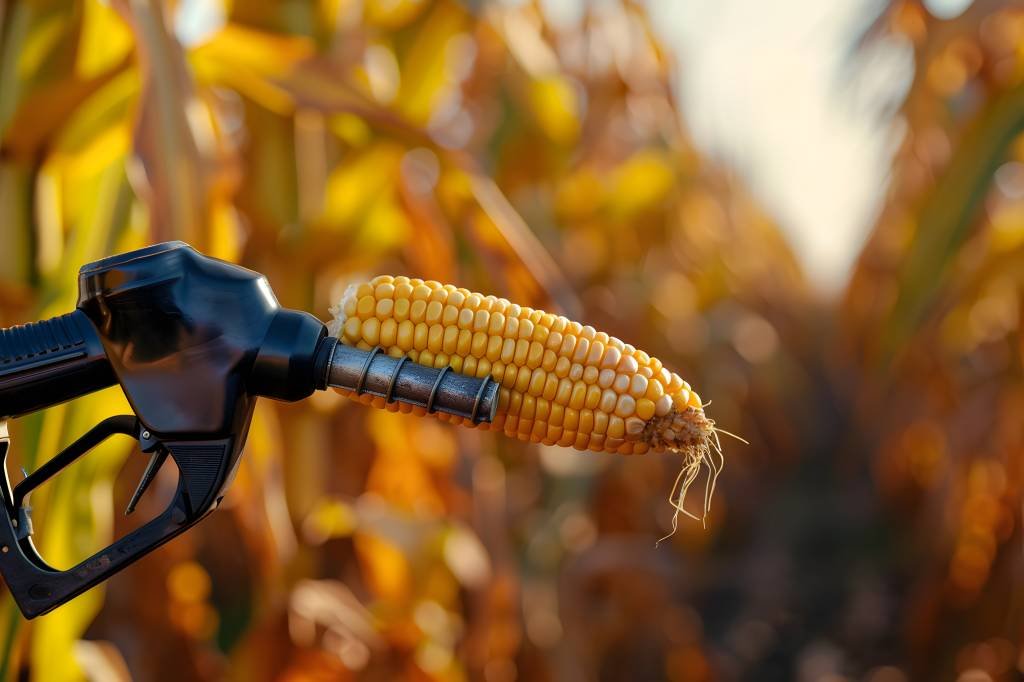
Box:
[125,448,168,516]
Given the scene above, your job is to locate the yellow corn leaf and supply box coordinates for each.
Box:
[0,3,32,137]
[61,122,134,196]
[354,532,411,602]
[527,75,580,146]
[609,150,676,218]
[879,82,1024,361]
[364,410,444,514]
[15,9,66,82]
[323,142,404,226]
[191,58,294,116]
[317,0,350,33]
[194,24,314,77]
[328,112,373,147]
[364,0,430,30]
[109,204,151,260]
[555,167,606,220]
[34,165,63,278]
[4,65,135,161]
[303,497,359,543]
[356,196,412,253]
[0,1,79,143]
[190,24,314,114]
[0,164,33,287]
[435,165,473,215]
[51,67,138,161]
[990,201,1024,252]
[208,199,245,263]
[53,163,134,312]
[394,3,467,125]
[0,603,23,682]
[76,0,133,79]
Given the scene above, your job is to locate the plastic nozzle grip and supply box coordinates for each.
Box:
[0,310,115,418]
[325,341,499,424]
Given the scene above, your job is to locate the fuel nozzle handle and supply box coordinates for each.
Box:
[316,338,499,424]
[0,241,502,621]
[0,311,116,418]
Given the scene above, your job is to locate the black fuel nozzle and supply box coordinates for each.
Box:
[0,241,498,619]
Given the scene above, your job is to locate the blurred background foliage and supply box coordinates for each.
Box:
[0,0,1022,680]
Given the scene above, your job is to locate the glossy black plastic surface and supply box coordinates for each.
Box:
[76,240,318,435]
[0,310,115,418]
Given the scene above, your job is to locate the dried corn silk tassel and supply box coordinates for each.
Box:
[329,276,730,533]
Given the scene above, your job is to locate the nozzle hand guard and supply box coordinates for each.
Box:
[0,242,497,618]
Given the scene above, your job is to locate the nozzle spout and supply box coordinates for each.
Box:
[320,339,499,424]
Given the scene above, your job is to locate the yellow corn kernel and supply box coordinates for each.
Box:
[427,325,443,353]
[549,403,565,427]
[442,326,458,354]
[361,318,380,346]
[471,331,488,358]
[456,329,472,356]
[541,374,558,401]
[397,320,414,348]
[569,382,587,411]
[535,398,550,423]
[486,336,503,362]
[425,300,443,325]
[356,295,375,318]
[528,368,546,396]
[413,323,428,351]
[564,408,580,432]
[578,409,593,435]
[380,319,397,348]
[614,394,636,418]
[541,349,557,372]
[608,416,625,439]
[375,298,394,319]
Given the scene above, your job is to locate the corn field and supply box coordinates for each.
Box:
[0,0,1023,680]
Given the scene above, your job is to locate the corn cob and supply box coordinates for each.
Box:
[329,276,720,474]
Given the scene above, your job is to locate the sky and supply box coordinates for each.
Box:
[648,0,909,292]
[648,0,974,291]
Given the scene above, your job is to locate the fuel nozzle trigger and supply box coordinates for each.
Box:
[125,429,168,516]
